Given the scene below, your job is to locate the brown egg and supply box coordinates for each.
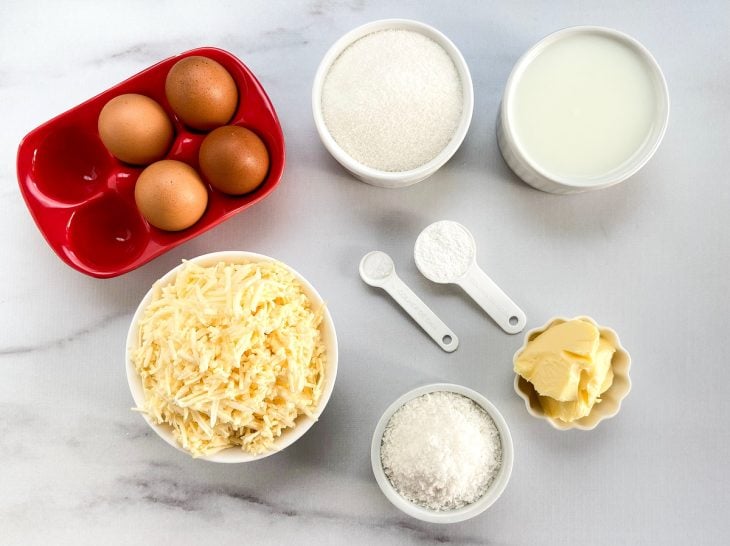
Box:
[134,160,208,231]
[165,56,238,131]
[98,94,174,165]
[198,126,269,195]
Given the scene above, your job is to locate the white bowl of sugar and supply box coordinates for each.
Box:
[371,383,514,524]
[312,19,474,188]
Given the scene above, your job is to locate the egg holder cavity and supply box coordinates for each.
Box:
[16,47,285,278]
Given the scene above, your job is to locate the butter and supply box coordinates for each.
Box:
[538,339,615,421]
[514,319,599,401]
[515,319,616,422]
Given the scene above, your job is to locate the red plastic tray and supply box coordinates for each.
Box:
[17,47,285,278]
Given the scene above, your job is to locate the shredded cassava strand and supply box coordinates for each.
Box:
[132,259,326,457]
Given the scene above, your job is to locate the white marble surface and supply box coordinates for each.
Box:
[1,1,728,544]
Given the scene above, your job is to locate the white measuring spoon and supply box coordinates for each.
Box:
[359,251,458,352]
[414,221,526,334]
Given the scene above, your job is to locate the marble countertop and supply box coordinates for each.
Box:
[1,1,728,544]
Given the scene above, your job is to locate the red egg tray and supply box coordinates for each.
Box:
[16,47,285,278]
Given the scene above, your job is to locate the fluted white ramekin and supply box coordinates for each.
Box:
[513,316,631,430]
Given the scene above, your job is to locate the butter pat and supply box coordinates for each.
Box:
[514,319,599,401]
[514,319,615,422]
[539,340,615,421]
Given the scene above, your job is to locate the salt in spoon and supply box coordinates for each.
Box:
[359,251,458,352]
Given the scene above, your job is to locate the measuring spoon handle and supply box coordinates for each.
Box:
[458,264,526,334]
[381,274,459,352]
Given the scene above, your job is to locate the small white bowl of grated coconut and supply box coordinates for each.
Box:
[371,383,514,523]
[125,251,338,463]
[312,19,474,188]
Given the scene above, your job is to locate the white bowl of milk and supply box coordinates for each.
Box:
[498,26,669,194]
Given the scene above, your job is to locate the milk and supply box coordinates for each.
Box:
[510,32,659,181]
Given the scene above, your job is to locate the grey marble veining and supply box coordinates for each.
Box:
[0,312,129,356]
[1,1,729,544]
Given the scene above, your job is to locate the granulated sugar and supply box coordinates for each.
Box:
[380,391,502,511]
[322,29,463,172]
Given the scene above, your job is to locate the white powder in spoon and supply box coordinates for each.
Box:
[380,391,502,511]
[414,220,474,282]
[322,29,463,172]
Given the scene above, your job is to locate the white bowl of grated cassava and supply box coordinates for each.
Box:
[125,251,337,462]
